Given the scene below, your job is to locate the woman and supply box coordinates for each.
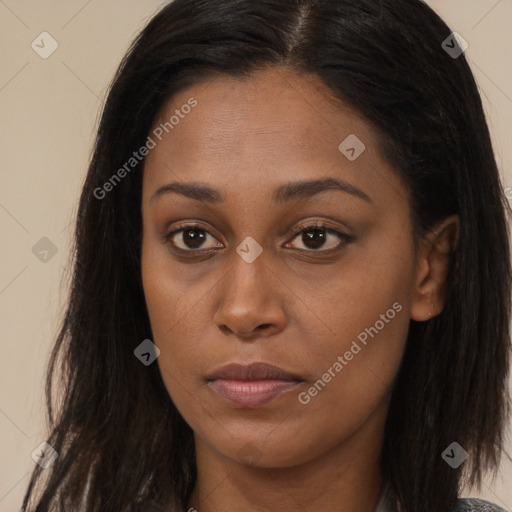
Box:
[22,0,511,511]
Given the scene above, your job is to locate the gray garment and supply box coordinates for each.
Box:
[373,482,508,512]
[133,483,509,511]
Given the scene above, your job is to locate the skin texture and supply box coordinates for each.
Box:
[141,66,459,512]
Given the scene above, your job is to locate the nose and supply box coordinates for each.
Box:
[213,245,287,340]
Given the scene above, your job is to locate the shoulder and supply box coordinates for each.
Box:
[374,483,508,512]
[452,497,508,511]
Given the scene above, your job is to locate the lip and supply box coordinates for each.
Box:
[206,362,302,381]
[206,362,303,408]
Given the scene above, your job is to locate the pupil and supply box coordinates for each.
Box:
[184,228,206,249]
[303,228,325,249]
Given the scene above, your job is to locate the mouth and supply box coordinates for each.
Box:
[206,362,303,408]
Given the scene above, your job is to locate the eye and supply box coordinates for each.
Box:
[284,223,353,252]
[164,224,223,251]
[164,221,353,255]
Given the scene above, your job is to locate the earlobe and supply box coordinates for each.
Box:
[410,215,460,322]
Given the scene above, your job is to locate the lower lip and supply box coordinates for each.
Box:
[208,379,302,407]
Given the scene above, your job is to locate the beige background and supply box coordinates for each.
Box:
[0,0,511,510]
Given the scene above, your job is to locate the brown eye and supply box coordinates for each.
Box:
[165,224,223,251]
[301,228,328,250]
[285,224,353,252]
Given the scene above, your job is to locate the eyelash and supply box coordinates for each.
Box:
[163,222,354,256]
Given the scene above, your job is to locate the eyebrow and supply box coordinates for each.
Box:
[150,177,372,205]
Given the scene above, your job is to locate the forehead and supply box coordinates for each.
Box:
[151,67,375,162]
[142,66,407,212]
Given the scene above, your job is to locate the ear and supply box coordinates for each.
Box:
[410,215,460,321]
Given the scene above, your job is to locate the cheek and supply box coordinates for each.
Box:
[289,319,406,466]
[286,296,409,465]
[296,228,414,356]
[291,232,413,423]
[141,238,216,409]
[141,240,187,370]
[141,233,205,336]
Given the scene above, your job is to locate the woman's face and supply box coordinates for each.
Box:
[141,67,419,468]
